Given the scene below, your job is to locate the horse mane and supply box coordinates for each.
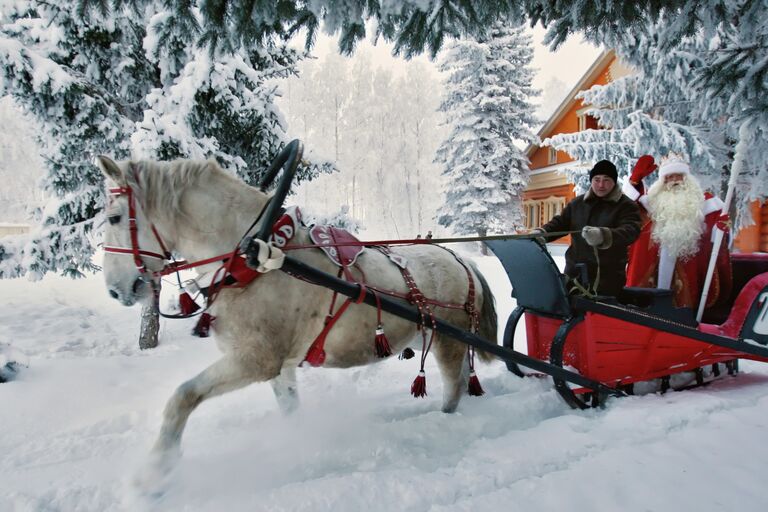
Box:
[127,158,244,222]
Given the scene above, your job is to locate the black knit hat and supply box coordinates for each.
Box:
[589,160,618,182]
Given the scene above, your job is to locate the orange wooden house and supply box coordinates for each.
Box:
[523,50,768,252]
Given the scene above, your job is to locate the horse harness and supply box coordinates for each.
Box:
[284,227,484,396]
[272,209,482,373]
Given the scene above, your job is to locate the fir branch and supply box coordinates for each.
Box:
[61,65,145,121]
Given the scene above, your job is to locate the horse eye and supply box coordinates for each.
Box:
[108,215,121,225]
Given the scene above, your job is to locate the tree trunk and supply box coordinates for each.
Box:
[139,296,160,350]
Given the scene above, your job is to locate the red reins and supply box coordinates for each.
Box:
[103,174,573,287]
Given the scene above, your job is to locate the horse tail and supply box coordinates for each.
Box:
[467,259,497,363]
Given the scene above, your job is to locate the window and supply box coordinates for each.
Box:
[523,201,541,229]
[524,197,566,229]
[578,114,599,131]
[542,196,566,225]
[548,147,557,165]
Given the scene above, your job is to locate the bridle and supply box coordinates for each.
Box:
[102,165,172,279]
[103,187,169,276]
[102,165,273,282]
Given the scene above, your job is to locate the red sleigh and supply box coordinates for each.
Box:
[489,239,768,408]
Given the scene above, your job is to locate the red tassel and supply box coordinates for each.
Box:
[467,370,484,396]
[411,370,427,398]
[304,340,326,367]
[374,325,392,358]
[192,312,213,338]
[179,291,200,315]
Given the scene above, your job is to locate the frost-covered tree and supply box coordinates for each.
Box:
[0,1,152,279]
[339,53,375,222]
[0,1,330,280]
[306,205,363,234]
[369,66,400,229]
[687,0,768,226]
[435,22,538,244]
[88,0,687,58]
[281,53,350,213]
[81,1,763,228]
[545,6,768,228]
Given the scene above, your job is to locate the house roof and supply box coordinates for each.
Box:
[525,49,615,159]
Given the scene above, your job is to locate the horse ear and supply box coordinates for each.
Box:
[96,155,125,185]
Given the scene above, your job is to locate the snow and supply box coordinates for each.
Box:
[2,255,768,511]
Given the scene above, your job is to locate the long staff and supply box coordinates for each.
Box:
[696,133,746,321]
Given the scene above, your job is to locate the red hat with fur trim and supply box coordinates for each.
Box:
[658,159,690,178]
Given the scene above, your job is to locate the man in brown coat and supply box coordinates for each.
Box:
[536,160,642,296]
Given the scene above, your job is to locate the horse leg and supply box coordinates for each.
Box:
[151,354,263,460]
[432,335,470,413]
[270,362,299,414]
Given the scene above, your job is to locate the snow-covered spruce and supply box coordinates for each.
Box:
[0,1,332,280]
[435,21,538,240]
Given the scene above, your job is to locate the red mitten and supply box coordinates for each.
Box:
[716,213,731,231]
[630,155,657,183]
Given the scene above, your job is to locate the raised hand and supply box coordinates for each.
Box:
[630,155,657,184]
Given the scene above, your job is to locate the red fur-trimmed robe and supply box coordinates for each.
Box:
[623,182,732,310]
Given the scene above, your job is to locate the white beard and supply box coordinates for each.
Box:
[647,176,705,261]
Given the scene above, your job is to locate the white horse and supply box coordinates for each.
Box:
[96,155,496,469]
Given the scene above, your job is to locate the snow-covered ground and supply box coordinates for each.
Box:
[2,255,768,511]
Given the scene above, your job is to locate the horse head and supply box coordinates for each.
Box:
[96,155,168,306]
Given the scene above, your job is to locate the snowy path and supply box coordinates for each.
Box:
[1,258,768,511]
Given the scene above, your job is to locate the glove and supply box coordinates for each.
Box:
[581,226,604,247]
[715,213,731,231]
[530,228,547,245]
[630,155,657,184]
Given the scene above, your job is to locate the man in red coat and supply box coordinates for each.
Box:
[623,156,732,311]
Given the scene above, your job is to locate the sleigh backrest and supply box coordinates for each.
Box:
[485,239,572,318]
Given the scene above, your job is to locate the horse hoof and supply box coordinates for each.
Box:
[132,448,181,497]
